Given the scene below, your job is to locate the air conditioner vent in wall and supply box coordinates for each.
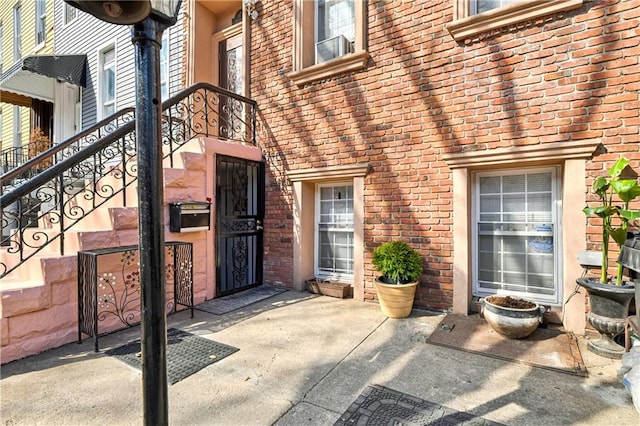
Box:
[315,35,354,64]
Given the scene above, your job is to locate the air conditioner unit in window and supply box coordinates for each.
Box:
[315,34,354,64]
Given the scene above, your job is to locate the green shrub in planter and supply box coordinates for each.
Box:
[372,241,423,284]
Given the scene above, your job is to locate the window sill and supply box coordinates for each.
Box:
[447,0,584,42]
[288,50,369,86]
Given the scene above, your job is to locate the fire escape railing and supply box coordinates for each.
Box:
[0,82,257,279]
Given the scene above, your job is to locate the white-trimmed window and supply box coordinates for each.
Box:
[470,0,517,15]
[35,0,46,46]
[160,33,169,100]
[99,46,116,119]
[289,0,368,86]
[13,3,21,61]
[448,0,584,42]
[315,0,354,64]
[473,167,561,305]
[315,182,354,281]
[64,3,77,25]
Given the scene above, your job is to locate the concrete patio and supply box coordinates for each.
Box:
[1,290,638,425]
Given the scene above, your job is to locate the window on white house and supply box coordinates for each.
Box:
[315,0,354,64]
[470,0,518,15]
[160,33,169,100]
[99,47,116,119]
[13,3,21,61]
[64,3,77,25]
[35,0,46,46]
[474,168,560,304]
[316,182,354,281]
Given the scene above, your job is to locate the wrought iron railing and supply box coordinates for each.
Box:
[0,145,29,175]
[0,82,257,279]
[1,108,136,188]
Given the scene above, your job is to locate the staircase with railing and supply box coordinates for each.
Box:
[0,82,257,363]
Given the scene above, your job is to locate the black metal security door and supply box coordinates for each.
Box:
[216,156,264,296]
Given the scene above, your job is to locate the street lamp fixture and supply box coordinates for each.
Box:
[63,1,182,425]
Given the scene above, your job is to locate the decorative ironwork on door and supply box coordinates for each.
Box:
[216,156,264,296]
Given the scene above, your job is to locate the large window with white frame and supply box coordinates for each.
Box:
[13,3,21,61]
[99,46,116,119]
[315,182,354,281]
[35,0,46,46]
[473,167,561,305]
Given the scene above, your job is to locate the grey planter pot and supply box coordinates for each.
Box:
[576,277,635,359]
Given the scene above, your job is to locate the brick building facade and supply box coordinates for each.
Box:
[246,0,639,331]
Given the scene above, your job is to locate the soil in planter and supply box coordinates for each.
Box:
[488,296,536,309]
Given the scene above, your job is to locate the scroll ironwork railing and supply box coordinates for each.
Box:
[0,82,257,279]
[1,108,136,188]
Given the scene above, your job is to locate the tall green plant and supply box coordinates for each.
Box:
[583,157,640,285]
[372,241,423,284]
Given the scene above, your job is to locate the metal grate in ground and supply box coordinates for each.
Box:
[335,384,504,426]
[105,328,239,384]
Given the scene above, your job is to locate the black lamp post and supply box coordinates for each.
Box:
[63,1,182,425]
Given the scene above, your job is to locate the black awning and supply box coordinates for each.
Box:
[22,54,87,87]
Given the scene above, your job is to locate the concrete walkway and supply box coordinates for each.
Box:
[1,291,638,425]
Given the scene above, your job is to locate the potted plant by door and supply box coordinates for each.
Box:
[372,241,423,318]
[577,156,640,358]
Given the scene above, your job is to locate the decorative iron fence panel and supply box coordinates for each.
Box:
[77,241,193,352]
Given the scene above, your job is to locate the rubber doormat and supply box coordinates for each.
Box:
[427,314,586,377]
[105,328,238,384]
[195,286,287,315]
[335,384,504,426]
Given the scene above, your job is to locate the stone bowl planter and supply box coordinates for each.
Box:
[482,296,543,339]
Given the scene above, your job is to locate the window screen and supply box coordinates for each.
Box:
[316,183,354,280]
[475,169,559,303]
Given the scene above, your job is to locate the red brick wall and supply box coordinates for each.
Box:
[250,0,640,311]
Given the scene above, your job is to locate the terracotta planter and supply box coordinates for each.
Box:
[576,277,635,359]
[482,296,542,339]
[374,277,418,319]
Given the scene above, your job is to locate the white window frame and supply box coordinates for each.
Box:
[35,0,46,48]
[64,3,77,25]
[314,181,355,282]
[98,44,116,120]
[472,166,562,305]
[160,33,169,100]
[13,3,21,61]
